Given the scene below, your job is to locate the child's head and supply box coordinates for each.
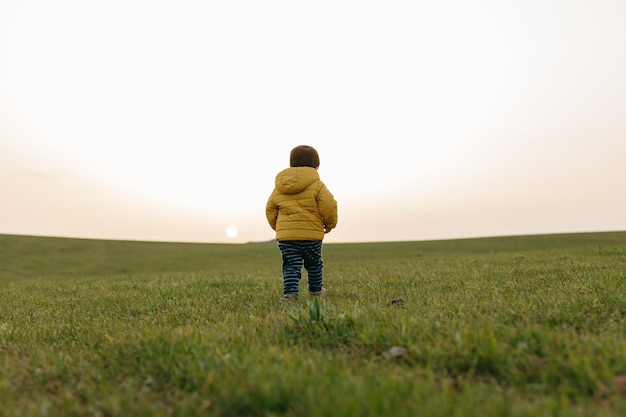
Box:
[290,145,320,169]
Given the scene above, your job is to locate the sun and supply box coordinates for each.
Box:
[225,226,238,239]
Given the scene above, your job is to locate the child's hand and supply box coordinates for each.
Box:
[324,227,333,234]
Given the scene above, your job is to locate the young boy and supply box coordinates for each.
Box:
[266,145,338,302]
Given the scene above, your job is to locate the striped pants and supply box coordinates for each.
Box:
[277,240,324,295]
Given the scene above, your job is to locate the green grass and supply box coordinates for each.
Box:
[1,231,625,416]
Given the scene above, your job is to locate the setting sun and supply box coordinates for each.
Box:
[226,226,238,239]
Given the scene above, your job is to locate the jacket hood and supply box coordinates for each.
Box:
[275,167,319,195]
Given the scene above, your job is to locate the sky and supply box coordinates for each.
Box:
[1,0,625,244]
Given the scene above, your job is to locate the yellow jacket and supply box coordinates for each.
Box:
[266,167,338,241]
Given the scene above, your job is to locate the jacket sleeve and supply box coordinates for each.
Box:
[317,182,338,229]
[265,191,278,230]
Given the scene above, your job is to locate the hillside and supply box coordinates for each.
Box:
[1,231,624,281]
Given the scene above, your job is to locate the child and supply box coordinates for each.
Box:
[266,145,338,302]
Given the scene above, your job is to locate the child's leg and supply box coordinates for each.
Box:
[278,241,303,295]
[302,241,324,293]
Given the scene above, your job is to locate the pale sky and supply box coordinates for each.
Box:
[1,0,625,243]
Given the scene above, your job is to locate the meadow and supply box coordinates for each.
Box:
[0,231,625,416]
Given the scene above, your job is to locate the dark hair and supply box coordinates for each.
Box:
[290,145,320,168]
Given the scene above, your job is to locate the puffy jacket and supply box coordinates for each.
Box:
[266,167,338,241]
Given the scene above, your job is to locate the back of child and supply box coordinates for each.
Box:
[265,145,338,301]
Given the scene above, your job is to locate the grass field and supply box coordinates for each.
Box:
[1,231,625,416]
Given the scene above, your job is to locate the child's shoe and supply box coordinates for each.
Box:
[284,293,298,302]
[309,288,326,299]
